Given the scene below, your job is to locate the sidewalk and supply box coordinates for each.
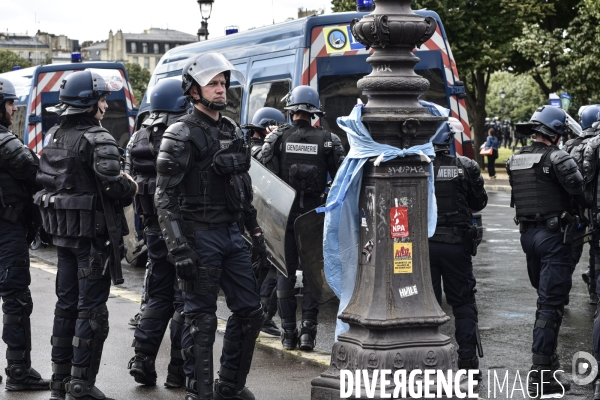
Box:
[482,171,511,193]
[0,259,326,400]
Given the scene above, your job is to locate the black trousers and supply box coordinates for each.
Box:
[0,218,31,358]
[52,244,111,380]
[277,221,319,327]
[181,224,260,380]
[133,230,183,357]
[520,227,572,358]
[487,154,497,177]
[429,241,478,360]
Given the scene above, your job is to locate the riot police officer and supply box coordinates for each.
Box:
[125,78,188,388]
[155,53,264,400]
[242,107,288,336]
[0,77,49,391]
[564,105,600,304]
[508,106,586,396]
[35,70,137,400]
[261,85,345,351]
[429,118,488,376]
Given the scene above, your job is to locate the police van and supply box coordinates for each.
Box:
[0,61,137,153]
[140,10,474,157]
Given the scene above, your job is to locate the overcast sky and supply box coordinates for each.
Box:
[5,0,334,43]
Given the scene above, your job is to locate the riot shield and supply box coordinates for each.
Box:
[294,209,336,304]
[248,160,295,278]
[123,205,148,267]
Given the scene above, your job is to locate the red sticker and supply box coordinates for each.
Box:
[390,206,409,238]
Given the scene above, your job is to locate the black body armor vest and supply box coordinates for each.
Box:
[279,124,329,210]
[179,114,246,209]
[130,124,163,217]
[35,124,99,240]
[433,154,472,228]
[0,127,34,206]
[509,146,572,220]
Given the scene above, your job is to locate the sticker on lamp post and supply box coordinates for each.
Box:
[390,206,409,238]
[393,242,413,273]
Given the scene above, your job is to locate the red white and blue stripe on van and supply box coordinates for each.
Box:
[303,24,471,156]
[25,70,136,154]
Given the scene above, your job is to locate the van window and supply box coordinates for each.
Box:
[41,99,130,147]
[247,80,290,122]
[221,86,243,123]
[319,68,448,149]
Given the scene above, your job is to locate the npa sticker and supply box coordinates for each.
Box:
[399,285,418,298]
[393,242,413,274]
[390,206,409,238]
[285,142,318,154]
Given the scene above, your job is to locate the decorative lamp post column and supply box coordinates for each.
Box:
[196,0,214,41]
[311,0,469,397]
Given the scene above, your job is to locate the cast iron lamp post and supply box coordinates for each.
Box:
[196,0,214,41]
[311,0,468,397]
[500,87,506,121]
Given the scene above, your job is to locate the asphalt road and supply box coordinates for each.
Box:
[8,190,598,399]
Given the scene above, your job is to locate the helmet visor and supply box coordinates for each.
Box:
[186,53,245,87]
[86,69,124,93]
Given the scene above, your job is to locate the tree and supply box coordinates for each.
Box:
[123,63,151,106]
[331,0,355,12]
[0,50,32,74]
[485,72,546,124]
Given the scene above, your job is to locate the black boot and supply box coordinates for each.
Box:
[260,317,280,336]
[127,354,157,386]
[457,356,481,380]
[298,320,317,351]
[527,364,570,396]
[185,391,198,400]
[281,328,298,350]
[128,312,142,327]
[65,378,113,400]
[5,362,50,391]
[50,377,71,400]
[214,378,256,400]
[164,361,185,389]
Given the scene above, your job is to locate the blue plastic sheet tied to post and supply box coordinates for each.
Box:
[316,104,439,340]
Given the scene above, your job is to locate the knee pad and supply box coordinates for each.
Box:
[535,303,563,334]
[188,313,218,346]
[183,313,217,398]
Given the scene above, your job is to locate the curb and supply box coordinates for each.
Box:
[29,257,331,366]
[484,185,511,193]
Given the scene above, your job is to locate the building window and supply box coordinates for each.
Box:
[144,57,149,69]
[130,42,137,53]
[133,56,138,64]
[95,50,100,55]
[142,43,148,54]
[164,43,170,52]
[154,43,159,54]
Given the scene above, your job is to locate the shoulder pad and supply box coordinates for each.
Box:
[0,133,36,174]
[163,121,191,142]
[84,127,115,146]
[144,113,168,128]
[549,148,572,165]
[0,130,15,148]
[261,130,282,166]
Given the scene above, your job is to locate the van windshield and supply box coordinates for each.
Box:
[319,68,447,149]
[41,99,130,147]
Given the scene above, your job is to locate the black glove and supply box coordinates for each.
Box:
[169,247,198,281]
[251,234,267,262]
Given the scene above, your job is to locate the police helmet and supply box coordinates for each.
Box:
[0,77,18,104]
[181,53,244,95]
[431,117,463,152]
[59,69,123,107]
[284,85,324,116]
[485,117,490,123]
[516,106,582,138]
[150,78,189,113]
[243,107,286,131]
[492,117,499,122]
[580,104,600,130]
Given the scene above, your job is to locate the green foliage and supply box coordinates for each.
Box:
[123,63,151,106]
[0,50,32,74]
[331,0,355,12]
[485,72,546,123]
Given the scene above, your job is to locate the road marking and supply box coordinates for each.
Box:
[30,257,331,365]
[486,203,511,208]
